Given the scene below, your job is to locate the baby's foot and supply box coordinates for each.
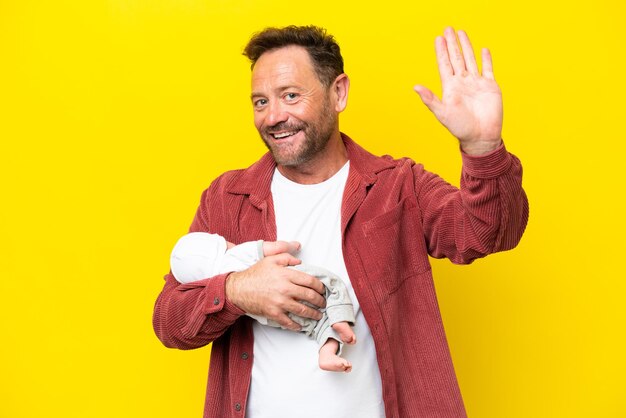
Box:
[319,340,352,373]
[319,354,352,373]
[332,321,356,345]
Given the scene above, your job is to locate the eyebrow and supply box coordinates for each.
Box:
[250,85,304,100]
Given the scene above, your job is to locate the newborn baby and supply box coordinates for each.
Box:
[170,232,357,372]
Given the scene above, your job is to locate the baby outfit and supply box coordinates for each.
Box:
[170,232,355,352]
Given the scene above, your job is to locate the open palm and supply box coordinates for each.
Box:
[414,28,503,156]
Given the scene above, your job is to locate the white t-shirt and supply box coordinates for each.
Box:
[246,162,385,418]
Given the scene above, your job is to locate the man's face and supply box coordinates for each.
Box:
[251,46,337,167]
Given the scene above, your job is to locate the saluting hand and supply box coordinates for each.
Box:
[414,27,503,156]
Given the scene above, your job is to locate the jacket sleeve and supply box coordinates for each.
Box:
[152,178,246,350]
[414,142,529,264]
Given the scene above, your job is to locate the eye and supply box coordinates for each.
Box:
[284,92,299,101]
[253,98,268,108]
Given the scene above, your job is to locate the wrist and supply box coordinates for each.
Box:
[224,271,241,307]
[217,272,246,318]
[460,138,502,156]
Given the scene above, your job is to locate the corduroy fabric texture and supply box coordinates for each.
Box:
[153,134,529,418]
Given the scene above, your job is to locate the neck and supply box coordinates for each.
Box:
[277,131,348,184]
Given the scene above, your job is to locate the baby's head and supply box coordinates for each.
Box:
[171,232,229,281]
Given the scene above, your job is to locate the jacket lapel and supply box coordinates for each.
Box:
[224,133,395,241]
[226,152,278,242]
[340,134,395,236]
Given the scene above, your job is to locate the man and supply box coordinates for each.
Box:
[153,25,528,418]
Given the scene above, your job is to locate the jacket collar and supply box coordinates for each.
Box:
[226,133,395,203]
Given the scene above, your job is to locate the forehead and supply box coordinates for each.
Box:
[251,46,319,91]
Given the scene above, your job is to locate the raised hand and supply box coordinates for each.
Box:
[225,253,326,331]
[414,27,503,156]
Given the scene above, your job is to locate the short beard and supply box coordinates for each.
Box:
[260,97,337,167]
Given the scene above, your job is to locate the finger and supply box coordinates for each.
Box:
[413,85,443,117]
[435,35,453,87]
[284,272,326,307]
[457,30,478,75]
[284,300,323,321]
[289,271,325,295]
[293,286,327,309]
[272,311,302,331]
[268,252,302,267]
[443,26,466,75]
[264,240,299,256]
[481,47,495,80]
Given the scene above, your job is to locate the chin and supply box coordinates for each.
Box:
[272,152,307,167]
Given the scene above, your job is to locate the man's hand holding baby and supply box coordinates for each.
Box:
[224,241,326,331]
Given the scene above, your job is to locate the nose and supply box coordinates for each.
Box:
[265,100,288,127]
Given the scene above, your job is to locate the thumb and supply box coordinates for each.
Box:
[413,85,442,116]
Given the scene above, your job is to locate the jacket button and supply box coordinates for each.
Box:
[235,402,242,411]
[213,297,220,305]
[241,352,249,360]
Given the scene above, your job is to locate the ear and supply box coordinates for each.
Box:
[332,74,350,113]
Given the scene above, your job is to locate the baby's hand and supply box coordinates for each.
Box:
[263,240,301,257]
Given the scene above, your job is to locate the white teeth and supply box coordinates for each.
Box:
[273,131,296,139]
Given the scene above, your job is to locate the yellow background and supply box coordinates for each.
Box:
[1,1,624,417]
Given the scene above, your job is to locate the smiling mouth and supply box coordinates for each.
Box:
[270,130,300,140]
